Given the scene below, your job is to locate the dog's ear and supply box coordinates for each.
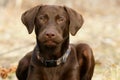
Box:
[64,6,84,36]
[21,5,41,34]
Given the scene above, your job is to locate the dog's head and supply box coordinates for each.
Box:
[21,5,84,47]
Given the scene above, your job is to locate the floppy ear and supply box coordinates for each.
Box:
[21,5,41,34]
[64,7,84,36]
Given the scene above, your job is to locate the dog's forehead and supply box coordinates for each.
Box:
[38,5,66,15]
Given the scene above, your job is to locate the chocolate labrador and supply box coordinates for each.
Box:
[16,5,95,80]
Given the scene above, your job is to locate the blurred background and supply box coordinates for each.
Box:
[0,0,120,80]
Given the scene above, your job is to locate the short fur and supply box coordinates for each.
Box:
[16,5,95,80]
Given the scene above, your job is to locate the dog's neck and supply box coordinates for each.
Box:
[36,38,69,60]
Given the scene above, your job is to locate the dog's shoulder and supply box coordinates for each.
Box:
[16,51,33,79]
[22,51,33,60]
[18,51,33,67]
[71,43,93,60]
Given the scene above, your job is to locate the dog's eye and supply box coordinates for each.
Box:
[39,15,48,23]
[56,16,65,24]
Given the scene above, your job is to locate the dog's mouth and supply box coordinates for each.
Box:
[44,40,58,47]
[38,35,64,47]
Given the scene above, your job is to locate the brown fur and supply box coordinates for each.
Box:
[16,5,95,80]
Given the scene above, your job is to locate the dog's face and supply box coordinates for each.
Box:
[21,5,84,47]
[35,6,69,47]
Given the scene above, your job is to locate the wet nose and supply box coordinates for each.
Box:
[45,30,56,39]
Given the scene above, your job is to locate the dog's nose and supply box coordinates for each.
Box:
[45,31,56,39]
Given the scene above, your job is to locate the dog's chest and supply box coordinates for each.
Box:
[28,48,80,80]
[34,64,80,80]
[42,66,63,80]
[32,56,80,80]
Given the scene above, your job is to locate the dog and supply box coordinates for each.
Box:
[16,5,95,80]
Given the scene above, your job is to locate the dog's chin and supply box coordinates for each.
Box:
[44,40,58,47]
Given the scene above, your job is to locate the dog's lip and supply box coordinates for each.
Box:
[39,37,63,46]
[44,40,57,46]
[46,40,55,44]
[44,39,62,44]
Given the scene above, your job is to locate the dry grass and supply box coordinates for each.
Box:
[0,0,120,80]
